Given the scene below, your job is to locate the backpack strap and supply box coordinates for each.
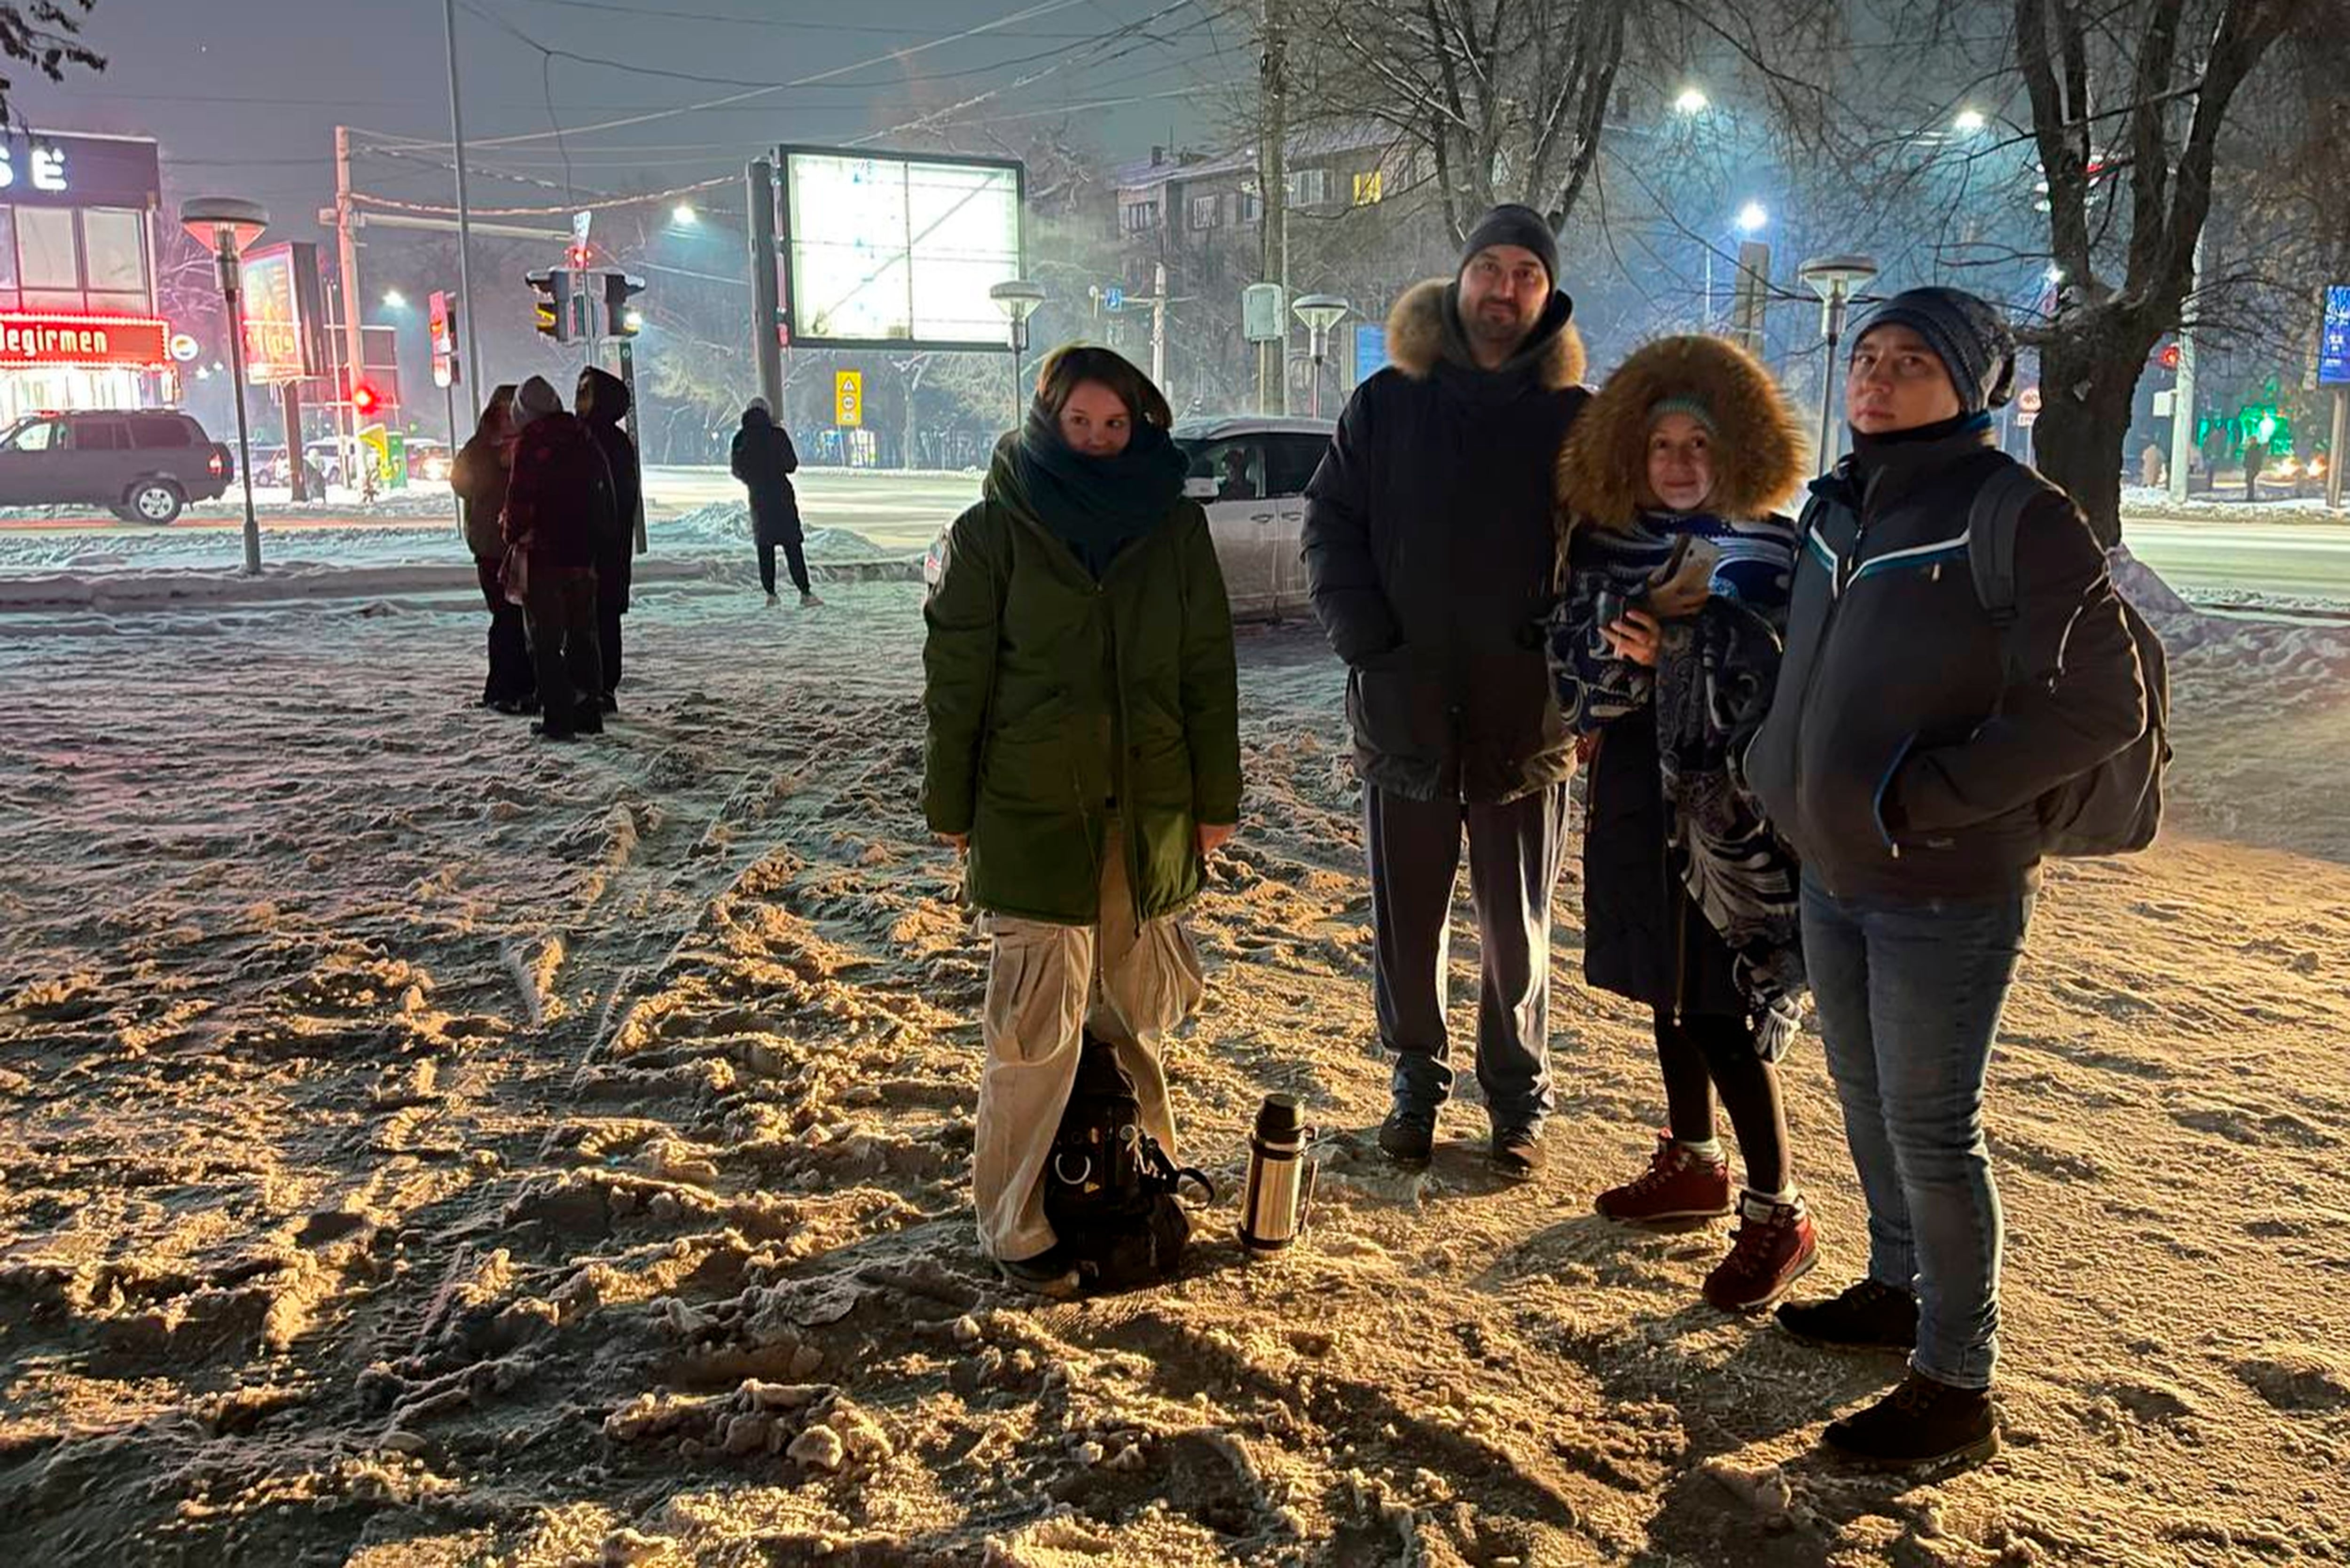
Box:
[1965,462,2052,685]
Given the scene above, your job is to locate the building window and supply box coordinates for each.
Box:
[1286,168,1328,206]
[1188,193,1220,231]
[81,208,148,296]
[16,206,77,291]
[1352,169,1384,205]
[1238,183,1262,224]
[1122,200,1161,233]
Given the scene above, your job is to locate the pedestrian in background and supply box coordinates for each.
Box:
[501,375,615,742]
[452,382,534,715]
[733,400,820,608]
[922,344,1239,1297]
[1548,334,1815,1312]
[1301,203,1590,1180]
[577,367,642,713]
[1747,287,2146,1468]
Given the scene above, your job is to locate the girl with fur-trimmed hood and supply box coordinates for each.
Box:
[1547,333,1816,1313]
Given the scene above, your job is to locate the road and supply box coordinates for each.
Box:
[2,468,2347,604]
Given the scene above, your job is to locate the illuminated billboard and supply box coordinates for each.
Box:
[0,312,168,368]
[239,241,324,384]
[776,148,1024,351]
[2321,285,2350,389]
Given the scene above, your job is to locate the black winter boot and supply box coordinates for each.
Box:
[1776,1277,1917,1352]
[1823,1371,1997,1469]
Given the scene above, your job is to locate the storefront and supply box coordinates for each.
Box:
[0,129,168,428]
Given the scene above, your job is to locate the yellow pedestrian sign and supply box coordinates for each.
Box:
[835,369,863,428]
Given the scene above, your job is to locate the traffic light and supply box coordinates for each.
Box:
[526,269,573,343]
[351,380,382,417]
[603,271,647,337]
[2159,343,2181,371]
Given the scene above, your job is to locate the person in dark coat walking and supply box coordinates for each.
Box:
[1548,334,1816,1313]
[1301,204,1589,1180]
[501,375,615,741]
[732,401,821,608]
[1747,287,2146,1469]
[452,383,534,714]
[576,367,641,712]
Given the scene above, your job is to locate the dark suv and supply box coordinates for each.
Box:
[0,410,235,524]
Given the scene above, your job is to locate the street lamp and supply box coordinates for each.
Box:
[381,288,408,310]
[673,202,698,226]
[179,196,269,576]
[1292,293,1351,419]
[1736,202,1769,235]
[989,279,1046,428]
[1674,87,1709,115]
[1955,108,1988,134]
[1800,254,1880,474]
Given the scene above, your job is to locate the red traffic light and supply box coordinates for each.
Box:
[352,382,382,415]
[2159,343,2181,371]
[566,243,593,270]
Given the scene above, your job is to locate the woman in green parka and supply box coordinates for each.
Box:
[922,344,1241,1295]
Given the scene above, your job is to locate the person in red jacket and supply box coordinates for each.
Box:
[501,375,615,741]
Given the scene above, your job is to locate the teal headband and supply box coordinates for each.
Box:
[1647,395,1716,434]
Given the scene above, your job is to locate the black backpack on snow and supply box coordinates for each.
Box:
[1042,1032,1214,1290]
[1966,463,2171,857]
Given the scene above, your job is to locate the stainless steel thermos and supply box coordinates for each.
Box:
[1239,1093,1316,1254]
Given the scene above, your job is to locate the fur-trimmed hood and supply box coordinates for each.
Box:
[1384,277,1587,392]
[1556,334,1809,530]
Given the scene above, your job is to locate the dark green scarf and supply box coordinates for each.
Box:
[1014,407,1187,580]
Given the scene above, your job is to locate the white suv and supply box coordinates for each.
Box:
[919,415,1336,623]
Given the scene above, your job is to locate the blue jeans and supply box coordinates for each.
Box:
[1801,874,2034,1389]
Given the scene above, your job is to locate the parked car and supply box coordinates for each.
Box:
[918,415,1336,622]
[407,438,453,483]
[0,409,233,524]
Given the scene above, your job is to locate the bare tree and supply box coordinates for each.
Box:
[0,0,101,121]
[2013,0,2299,542]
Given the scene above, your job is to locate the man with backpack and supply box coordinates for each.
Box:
[502,375,617,742]
[1745,287,2154,1470]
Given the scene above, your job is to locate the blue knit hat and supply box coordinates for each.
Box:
[1851,286,2017,413]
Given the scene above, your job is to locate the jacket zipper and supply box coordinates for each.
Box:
[1796,485,1900,862]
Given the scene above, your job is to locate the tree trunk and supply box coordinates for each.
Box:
[2030,316,2148,550]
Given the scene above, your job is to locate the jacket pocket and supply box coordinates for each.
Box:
[1347,656,1447,762]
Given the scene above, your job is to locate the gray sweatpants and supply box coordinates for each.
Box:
[971,819,1206,1262]
[1365,781,1570,1135]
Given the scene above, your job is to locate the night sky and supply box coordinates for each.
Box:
[20,0,1236,246]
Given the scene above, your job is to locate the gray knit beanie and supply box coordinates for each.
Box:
[1460,203,1559,289]
[1850,287,2017,413]
[511,375,564,430]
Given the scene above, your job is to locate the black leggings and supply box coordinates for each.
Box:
[1653,1009,1792,1194]
[759,537,810,597]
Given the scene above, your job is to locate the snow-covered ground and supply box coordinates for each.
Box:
[1,574,2346,1564]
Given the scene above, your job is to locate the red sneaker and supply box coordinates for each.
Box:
[1595,1133,1733,1223]
[1705,1191,1819,1311]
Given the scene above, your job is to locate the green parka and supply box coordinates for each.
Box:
[922,440,1242,927]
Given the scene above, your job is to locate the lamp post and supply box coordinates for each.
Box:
[180,196,270,576]
[1292,293,1351,419]
[989,279,1046,429]
[1706,202,1769,334]
[1799,254,1880,473]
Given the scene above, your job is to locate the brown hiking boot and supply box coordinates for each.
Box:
[1595,1133,1733,1223]
[1703,1191,1819,1311]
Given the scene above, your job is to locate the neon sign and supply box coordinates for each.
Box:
[0,312,170,368]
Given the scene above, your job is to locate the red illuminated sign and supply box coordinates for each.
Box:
[0,312,170,369]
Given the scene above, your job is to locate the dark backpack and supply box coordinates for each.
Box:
[1042,1032,1214,1291]
[1966,464,2171,857]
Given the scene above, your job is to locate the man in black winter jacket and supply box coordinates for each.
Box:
[1747,287,2146,1470]
[1303,204,1589,1180]
[577,367,642,711]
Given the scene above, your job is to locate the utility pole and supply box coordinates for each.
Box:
[2168,232,2204,506]
[747,157,784,418]
[442,0,483,403]
[1257,0,1289,415]
[334,126,368,491]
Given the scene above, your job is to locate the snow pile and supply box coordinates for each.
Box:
[2,584,2348,1564]
[2121,485,2340,523]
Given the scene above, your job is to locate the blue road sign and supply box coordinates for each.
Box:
[2321,285,2350,388]
[1104,285,1125,313]
[1354,320,1388,385]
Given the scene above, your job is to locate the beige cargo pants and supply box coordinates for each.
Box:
[973,818,1207,1262]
